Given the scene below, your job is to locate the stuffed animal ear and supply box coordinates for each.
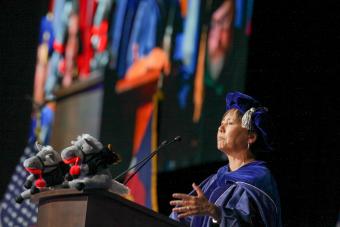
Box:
[35,141,43,151]
[84,138,100,152]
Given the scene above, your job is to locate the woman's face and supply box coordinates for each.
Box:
[217,109,249,153]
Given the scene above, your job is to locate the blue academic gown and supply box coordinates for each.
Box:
[170,161,282,227]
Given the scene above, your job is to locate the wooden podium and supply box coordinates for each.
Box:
[31,189,184,227]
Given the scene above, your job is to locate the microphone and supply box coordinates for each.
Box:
[114,136,182,184]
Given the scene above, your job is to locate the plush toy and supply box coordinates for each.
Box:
[61,134,129,195]
[15,142,70,203]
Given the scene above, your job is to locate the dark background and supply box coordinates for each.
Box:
[1,0,339,226]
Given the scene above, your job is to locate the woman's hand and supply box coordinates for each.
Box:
[170,183,220,221]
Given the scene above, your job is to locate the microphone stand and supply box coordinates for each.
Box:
[114,136,181,184]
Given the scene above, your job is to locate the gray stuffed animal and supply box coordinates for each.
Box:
[61,134,129,195]
[15,142,70,203]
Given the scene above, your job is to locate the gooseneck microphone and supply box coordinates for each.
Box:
[114,136,182,184]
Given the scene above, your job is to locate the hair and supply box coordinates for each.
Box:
[222,108,241,122]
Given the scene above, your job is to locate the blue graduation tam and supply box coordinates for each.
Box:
[225,91,274,151]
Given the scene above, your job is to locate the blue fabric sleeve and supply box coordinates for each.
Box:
[220,186,258,226]
[217,183,279,227]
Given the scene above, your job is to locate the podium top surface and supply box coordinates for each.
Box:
[31,188,185,227]
[31,188,138,205]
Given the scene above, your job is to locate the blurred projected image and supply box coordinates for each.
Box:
[207,0,234,85]
[107,0,254,172]
[186,0,253,169]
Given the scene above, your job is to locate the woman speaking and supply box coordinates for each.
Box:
[170,91,282,226]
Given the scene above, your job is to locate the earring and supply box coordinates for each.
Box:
[247,143,250,150]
